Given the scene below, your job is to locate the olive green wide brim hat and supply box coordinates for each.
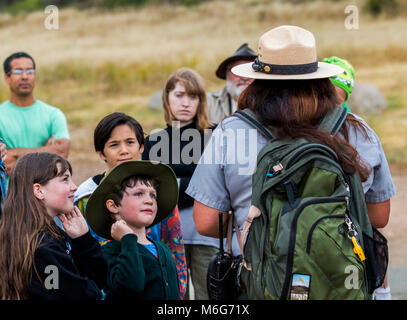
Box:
[84,160,178,240]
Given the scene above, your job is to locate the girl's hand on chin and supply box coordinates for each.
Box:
[58,206,89,239]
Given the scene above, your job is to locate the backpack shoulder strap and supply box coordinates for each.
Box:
[318,106,348,134]
[233,109,275,140]
[239,205,261,271]
[234,107,347,137]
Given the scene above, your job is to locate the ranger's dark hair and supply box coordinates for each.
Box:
[238,78,371,182]
[3,52,36,75]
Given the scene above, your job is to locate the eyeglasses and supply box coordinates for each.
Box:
[8,68,36,76]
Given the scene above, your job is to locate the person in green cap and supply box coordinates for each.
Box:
[323,56,355,112]
[85,160,180,300]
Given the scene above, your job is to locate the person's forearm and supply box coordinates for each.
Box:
[5,147,43,175]
[366,200,390,228]
[193,200,229,238]
[5,139,70,175]
[0,142,6,162]
[43,138,70,158]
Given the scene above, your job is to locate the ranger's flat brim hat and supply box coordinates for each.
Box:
[84,160,178,240]
[215,43,257,80]
[232,25,344,80]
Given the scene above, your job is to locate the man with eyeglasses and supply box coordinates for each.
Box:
[0,52,70,176]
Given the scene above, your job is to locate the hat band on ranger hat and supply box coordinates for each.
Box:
[231,25,345,80]
[252,57,318,75]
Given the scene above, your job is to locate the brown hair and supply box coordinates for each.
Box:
[0,152,71,299]
[162,67,211,131]
[238,78,371,181]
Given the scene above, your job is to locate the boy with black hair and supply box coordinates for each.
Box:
[74,112,187,299]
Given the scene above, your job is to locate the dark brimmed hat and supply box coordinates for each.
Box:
[84,161,178,240]
[215,43,257,80]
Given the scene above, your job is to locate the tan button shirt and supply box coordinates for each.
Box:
[206,86,233,125]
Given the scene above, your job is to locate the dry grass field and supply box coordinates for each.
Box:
[1,0,407,298]
[0,0,406,182]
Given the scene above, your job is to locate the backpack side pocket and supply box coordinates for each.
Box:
[363,227,389,294]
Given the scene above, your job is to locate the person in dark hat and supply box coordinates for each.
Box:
[85,160,180,300]
[206,43,257,124]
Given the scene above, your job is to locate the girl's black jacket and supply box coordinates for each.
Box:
[28,230,108,300]
[142,121,216,210]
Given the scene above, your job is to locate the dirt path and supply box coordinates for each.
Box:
[380,170,407,269]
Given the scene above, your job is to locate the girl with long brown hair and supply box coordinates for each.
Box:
[0,152,107,300]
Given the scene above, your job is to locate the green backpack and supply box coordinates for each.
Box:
[234,108,388,300]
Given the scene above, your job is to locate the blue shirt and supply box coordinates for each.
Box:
[0,137,6,212]
[0,157,6,212]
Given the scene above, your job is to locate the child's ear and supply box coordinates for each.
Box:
[106,199,119,214]
[106,200,121,222]
[97,151,107,163]
[33,183,44,200]
[139,144,144,154]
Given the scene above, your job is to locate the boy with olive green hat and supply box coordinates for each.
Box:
[323,56,355,112]
[85,160,180,300]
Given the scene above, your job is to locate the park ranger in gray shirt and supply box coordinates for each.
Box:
[186,25,396,258]
[186,113,396,256]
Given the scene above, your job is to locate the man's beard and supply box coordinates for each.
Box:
[226,80,249,101]
[13,83,33,97]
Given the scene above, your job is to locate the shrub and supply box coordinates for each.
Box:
[364,0,399,17]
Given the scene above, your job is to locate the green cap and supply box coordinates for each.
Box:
[323,56,355,101]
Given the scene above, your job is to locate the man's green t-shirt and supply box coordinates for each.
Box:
[0,100,70,149]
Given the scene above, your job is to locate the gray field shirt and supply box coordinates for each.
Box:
[186,113,396,256]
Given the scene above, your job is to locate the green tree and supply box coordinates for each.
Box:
[364,0,399,17]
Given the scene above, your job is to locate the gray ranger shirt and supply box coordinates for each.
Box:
[186,113,396,256]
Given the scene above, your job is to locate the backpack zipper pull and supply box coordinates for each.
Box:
[351,236,366,261]
[266,163,283,177]
[344,214,356,237]
[345,214,366,261]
